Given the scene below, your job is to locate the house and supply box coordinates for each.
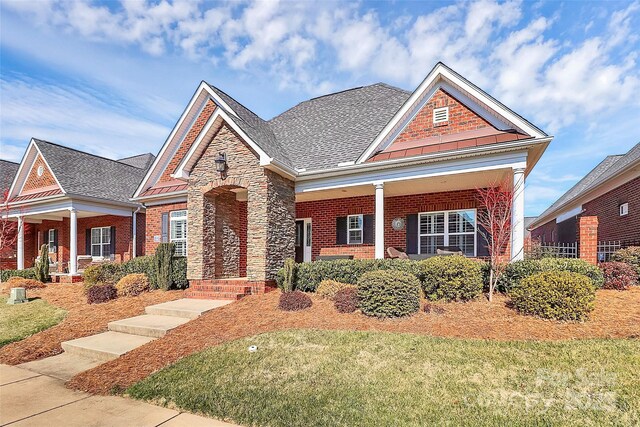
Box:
[530,142,640,244]
[3,139,154,279]
[132,62,551,298]
[1,159,20,269]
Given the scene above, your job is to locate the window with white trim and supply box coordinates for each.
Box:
[170,210,187,257]
[620,203,629,216]
[347,214,363,244]
[91,227,111,258]
[419,209,476,256]
[48,229,56,253]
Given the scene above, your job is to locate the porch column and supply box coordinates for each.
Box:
[69,208,78,274]
[17,216,24,270]
[132,209,137,258]
[374,182,385,259]
[511,167,525,261]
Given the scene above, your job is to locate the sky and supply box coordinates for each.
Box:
[0,0,639,217]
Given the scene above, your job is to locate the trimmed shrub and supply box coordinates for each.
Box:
[155,243,174,291]
[3,277,46,291]
[115,273,150,297]
[281,258,296,292]
[333,286,359,313]
[171,257,188,290]
[82,264,104,285]
[87,284,118,304]
[421,256,483,302]
[292,259,423,292]
[83,263,123,286]
[509,271,596,321]
[423,303,446,315]
[611,246,640,278]
[1,267,37,282]
[499,259,543,291]
[278,290,312,311]
[357,270,420,318]
[599,261,638,290]
[317,280,353,299]
[538,258,604,288]
[35,244,50,283]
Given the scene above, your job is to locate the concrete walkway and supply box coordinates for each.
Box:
[0,364,239,426]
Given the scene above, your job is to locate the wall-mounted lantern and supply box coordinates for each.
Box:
[215,152,227,176]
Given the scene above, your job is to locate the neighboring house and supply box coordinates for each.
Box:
[4,139,154,277]
[1,159,20,269]
[132,62,551,297]
[530,142,640,244]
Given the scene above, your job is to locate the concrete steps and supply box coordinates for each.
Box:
[61,332,155,362]
[108,314,189,338]
[145,299,231,319]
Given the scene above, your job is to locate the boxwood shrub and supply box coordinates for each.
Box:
[293,259,423,292]
[1,267,37,282]
[509,271,596,321]
[316,279,353,299]
[81,255,187,290]
[500,258,604,290]
[357,270,420,318]
[421,255,483,302]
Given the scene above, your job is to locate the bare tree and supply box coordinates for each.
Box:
[476,181,513,302]
[0,189,21,281]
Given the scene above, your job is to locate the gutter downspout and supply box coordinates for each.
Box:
[132,206,142,258]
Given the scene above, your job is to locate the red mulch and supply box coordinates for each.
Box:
[0,283,183,365]
[68,287,640,395]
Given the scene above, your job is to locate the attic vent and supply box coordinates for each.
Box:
[433,107,449,124]
[620,202,629,216]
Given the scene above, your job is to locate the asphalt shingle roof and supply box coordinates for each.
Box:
[33,139,148,204]
[117,153,156,170]
[0,159,19,195]
[535,142,640,223]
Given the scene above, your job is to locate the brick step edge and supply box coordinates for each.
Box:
[185,291,247,300]
[188,285,252,293]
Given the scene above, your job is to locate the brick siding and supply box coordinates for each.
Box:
[577,216,598,264]
[145,202,188,255]
[394,88,492,144]
[582,177,640,242]
[21,154,59,193]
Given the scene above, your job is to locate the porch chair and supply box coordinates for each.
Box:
[387,247,409,259]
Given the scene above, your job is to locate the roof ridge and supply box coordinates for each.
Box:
[206,83,266,122]
[117,153,154,161]
[33,139,143,170]
[0,159,19,165]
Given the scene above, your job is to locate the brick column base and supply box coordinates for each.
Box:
[578,216,598,265]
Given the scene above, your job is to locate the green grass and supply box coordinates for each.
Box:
[128,330,640,427]
[0,297,66,347]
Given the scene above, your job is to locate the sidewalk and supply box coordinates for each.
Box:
[0,364,239,427]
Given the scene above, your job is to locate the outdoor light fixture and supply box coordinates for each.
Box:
[215,152,227,174]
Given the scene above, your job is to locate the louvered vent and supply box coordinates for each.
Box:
[433,107,449,124]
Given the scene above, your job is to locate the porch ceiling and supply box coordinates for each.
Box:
[295,168,511,202]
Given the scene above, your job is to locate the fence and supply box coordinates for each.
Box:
[597,240,640,262]
[525,241,578,259]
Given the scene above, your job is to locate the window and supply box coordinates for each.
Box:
[418,209,476,256]
[347,214,363,244]
[170,210,187,257]
[620,203,629,216]
[91,227,111,258]
[48,229,56,253]
[433,107,449,124]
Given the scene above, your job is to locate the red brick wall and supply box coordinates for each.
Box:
[21,154,59,193]
[158,100,216,183]
[145,202,188,255]
[582,177,640,242]
[296,189,487,260]
[530,219,556,242]
[394,88,492,144]
[577,216,598,265]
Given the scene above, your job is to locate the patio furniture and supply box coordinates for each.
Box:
[436,246,463,256]
[387,247,409,259]
[317,255,354,261]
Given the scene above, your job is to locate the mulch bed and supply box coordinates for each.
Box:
[68,287,640,395]
[0,283,183,365]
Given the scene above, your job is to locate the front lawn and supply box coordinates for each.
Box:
[0,297,66,347]
[129,330,639,427]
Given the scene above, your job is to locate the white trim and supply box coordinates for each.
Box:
[347,214,363,245]
[619,202,629,217]
[48,228,56,253]
[418,208,477,257]
[374,182,385,259]
[90,225,111,259]
[169,209,188,257]
[9,139,65,200]
[356,63,546,164]
[140,195,188,206]
[295,217,313,262]
[556,205,583,223]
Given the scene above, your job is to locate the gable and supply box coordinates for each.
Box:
[20,153,60,195]
[393,88,494,145]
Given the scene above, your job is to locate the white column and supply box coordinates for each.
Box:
[69,208,78,274]
[374,182,385,259]
[511,168,525,261]
[132,210,137,258]
[17,216,24,270]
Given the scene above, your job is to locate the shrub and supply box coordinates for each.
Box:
[333,286,359,313]
[611,246,640,278]
[3,277,46,291]
[421,256,483,302]
[281,258,296,292]
[121,256,156,286]
[82,264,103,285]
[87,284,118,304]
[538,258,604,289]
[83,263,123,286]
[509,271,596,321]
[499,259,543,291]
[35,244,50,283]
[317,280,353,299]
[278,290,312,311]
[171,257,188,289]
[423,303,446,315]
[1,267,37,282]
[155,243,174,291]
[292,259,423,292]
[599,262,638,290]
[357,270,420,318]
[115,273,150,297]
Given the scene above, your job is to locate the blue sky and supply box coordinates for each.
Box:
[1,0,639,216]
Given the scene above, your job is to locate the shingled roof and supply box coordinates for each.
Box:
[117,153,155,170]
[32,139,149,204]
[533,142,640,226]
[0,159,19,197]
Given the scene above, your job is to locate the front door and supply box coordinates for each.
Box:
[295,220,304,263]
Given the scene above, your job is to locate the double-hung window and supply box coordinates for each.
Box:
[48,229,56,253]
[91,227,111,258]
[347,214,363,244]
[418,209,476,256]
[170,210,187,257]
